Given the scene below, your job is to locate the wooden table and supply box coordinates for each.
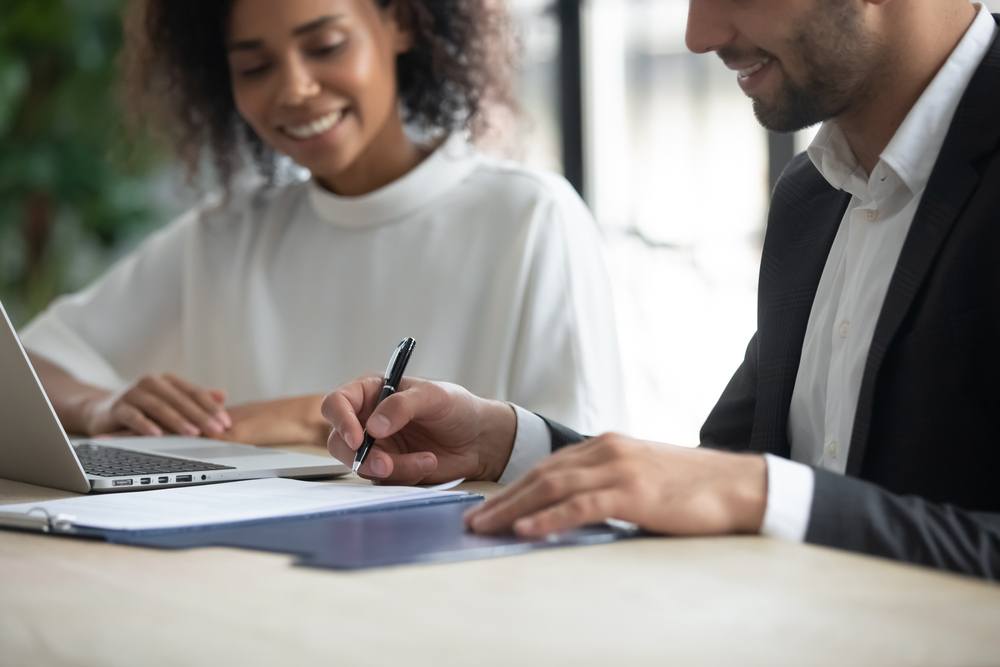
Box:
[2,473,999,666]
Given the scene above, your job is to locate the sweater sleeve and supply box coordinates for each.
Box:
[504,177,626,436]
[19,209,198,390]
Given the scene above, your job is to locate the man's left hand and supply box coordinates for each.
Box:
[464,433,768,538]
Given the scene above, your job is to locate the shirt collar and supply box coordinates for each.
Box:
[808,4,997,196]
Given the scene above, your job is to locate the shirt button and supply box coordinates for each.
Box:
[839,321,850,338]
[825,440,840,460]
[865,209,880,222]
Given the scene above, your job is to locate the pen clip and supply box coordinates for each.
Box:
[383,338,416,386]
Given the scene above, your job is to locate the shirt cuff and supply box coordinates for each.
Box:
[498,405,552,484]
[760,454,815,542]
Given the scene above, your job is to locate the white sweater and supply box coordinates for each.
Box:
[21,138,625,434]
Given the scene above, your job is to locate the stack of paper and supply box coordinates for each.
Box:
[0,478,466,532]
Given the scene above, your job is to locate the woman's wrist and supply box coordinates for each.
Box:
[67,389,112,436]
[301,394,333,446]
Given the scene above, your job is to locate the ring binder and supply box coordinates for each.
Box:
[0,507,67,533]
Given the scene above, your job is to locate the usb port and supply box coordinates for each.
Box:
[176,475,193,483]
[140,477,151,485]
[112,479,134,487]
[158,476,169,484]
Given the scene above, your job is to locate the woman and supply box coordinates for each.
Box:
[22,0,624,448]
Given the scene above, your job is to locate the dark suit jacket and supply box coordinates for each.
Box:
[544,15,1000,580]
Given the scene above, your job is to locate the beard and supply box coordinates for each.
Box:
[743,1,885,133]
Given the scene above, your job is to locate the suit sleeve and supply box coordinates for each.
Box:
[539,416,587,452]
[699,333,758,451]
[807,469,1000,580]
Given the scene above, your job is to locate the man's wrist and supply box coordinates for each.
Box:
[474,399,517,482]
[725,453,768,533]
[760,455,814,541]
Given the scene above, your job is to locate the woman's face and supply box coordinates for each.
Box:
[226,0,412,193]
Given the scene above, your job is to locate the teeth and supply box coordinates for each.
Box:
[738,58,771,80]
[283,110,344,139]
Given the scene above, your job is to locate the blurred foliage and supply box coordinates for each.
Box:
[0,0,165,326]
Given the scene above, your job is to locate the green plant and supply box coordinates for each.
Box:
[0,0,164,326]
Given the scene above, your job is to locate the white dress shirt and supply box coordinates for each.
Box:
[503,6,999,537]
[22,137,626,437]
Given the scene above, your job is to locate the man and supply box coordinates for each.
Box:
[322,0,1000,580]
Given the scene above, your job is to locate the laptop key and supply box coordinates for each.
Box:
[74,444,235,478]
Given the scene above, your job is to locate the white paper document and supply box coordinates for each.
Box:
[0,478,467,532]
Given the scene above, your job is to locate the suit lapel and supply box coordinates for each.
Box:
[846,19,1000,475]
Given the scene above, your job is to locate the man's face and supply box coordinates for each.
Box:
[686,0,884,132]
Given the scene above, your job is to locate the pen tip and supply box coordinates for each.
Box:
[351,461,361,474]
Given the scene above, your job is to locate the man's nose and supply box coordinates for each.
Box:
[685,0,737,54]
[276,57,320,106]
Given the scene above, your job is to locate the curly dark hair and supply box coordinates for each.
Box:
[122,0,518,187]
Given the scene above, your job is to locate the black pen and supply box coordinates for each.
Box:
[353,337,416,474]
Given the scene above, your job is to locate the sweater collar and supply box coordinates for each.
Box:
[307,135,480,228]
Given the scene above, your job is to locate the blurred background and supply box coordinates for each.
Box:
[4,0,990,444]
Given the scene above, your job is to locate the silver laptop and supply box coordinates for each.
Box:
[0,301,347,493]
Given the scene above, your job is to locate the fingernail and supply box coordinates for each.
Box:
[218,412,232,429]
[417,454,435,472]
[344,430,357,449]
[515,518,535,534]
[207,419,223,434]
[184,424,200,437]
[470,515,487,532]
[368,414,390,437]
[370,457,388,477]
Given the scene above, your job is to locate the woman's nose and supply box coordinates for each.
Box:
[276,58,321,106]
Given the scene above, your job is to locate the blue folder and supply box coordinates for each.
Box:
[102,494,637,570]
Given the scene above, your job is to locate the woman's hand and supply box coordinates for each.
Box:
[220,395,330,448]
[82,374,231,438]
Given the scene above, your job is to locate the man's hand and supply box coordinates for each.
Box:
[221,395,329,447]
[464,433,768,538]
[322,377,517,485]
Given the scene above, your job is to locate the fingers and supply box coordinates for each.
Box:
[512,490,623,537]
[108,374,232,437]
[363,381,452,438]
[325,428,357,466]
[360,450,439,486]
[166,374,231,430]
[326,427,439,485]
[125,387,202,436]
[323,377,446,452]
[151,375,227,436]
[112,403,164,437]
[466,439,608,520]
[465,465,615,535]
[322,376,385,452]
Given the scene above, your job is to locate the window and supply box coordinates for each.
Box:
[513,0,771,443]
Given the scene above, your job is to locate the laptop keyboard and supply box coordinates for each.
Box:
[74,443,235,477]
